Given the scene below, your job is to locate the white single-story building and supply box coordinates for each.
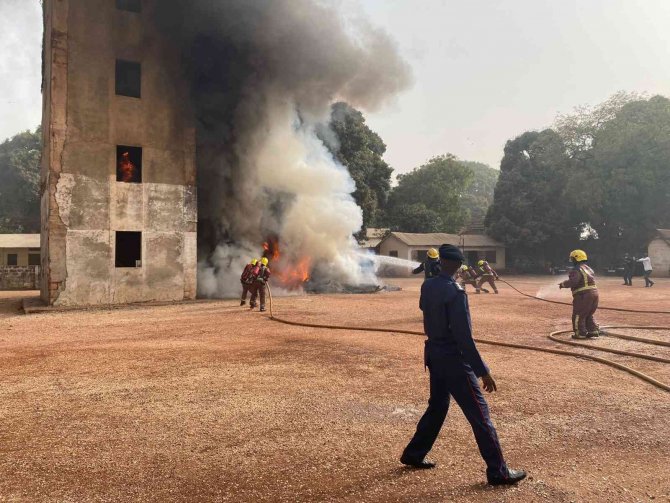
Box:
[0,234,41,266]
[378,232,505,275]
[649,229,670,277]
[358,228,389,252]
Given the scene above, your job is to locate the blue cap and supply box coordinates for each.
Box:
[439,244,464,262]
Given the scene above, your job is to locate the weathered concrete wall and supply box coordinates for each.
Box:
[0,267,40,291]
[42,0,197,306]
[649,239,670,277]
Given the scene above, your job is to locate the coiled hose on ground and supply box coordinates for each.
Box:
[266,280,670,393]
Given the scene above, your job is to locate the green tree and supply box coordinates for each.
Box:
[0,128,42,233]
[574,95,670,261]
[385,154,473,233]
[327,102,393,233]
[485,129,576,270]
[458,160,498,222]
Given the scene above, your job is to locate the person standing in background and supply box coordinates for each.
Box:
[637,253,654,287]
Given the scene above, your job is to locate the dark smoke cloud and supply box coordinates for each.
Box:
[156,0,411,296]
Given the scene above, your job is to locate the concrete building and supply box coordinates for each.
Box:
[0,235,41,290]
[41,0,197,306]
[0,234,41,267]
[649,229,670,277]
[358,228,389,253]
[378,232,505,275]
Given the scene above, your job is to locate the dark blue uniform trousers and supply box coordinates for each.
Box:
[403,353,508,479]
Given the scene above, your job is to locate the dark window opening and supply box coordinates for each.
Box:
[116,145,142,183]
[7,254,18,266]
[28,254,41,266]
[389,250,398,258]
[485,250,497,263]
[415,250,428,262]
[466,251,478,266]
[116,0,142,13]
[115,59,141,98]
[115,232,142,268]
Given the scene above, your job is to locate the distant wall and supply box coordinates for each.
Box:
[0,266,40,290]
[649,239,670,277]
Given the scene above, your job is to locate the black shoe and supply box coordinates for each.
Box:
[260,307,266,312]
[400,454,436,469]
[650,282,655,287]
[250,304,256,310]
[240,300,246,306]
[572,333,587,340]
[488,468,527,486]
[586,331,600,338]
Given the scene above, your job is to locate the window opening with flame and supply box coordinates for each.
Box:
[116,146,142,183]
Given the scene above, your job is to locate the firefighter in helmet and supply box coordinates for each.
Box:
[413,248,441,279]
[475,259,499,294]
[559,249,600,339]
[240,259,259,306]
[250,257,272,312]
[457,264,482,292]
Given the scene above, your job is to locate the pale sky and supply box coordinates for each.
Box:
[3,0,670,172]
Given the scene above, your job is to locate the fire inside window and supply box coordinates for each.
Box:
[116,146,142,183]
[116,0,142,13]
[115,232,142,268]
[115,60,141,98]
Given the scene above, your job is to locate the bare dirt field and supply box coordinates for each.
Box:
[0,276,669,502]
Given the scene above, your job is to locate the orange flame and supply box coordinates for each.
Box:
[119,152,136,182]
[261,237,311,289]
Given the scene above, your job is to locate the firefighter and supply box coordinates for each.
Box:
[249,257,272,312]
[457,264,481,293]
[475,260,499,294]
[559,249,600,339]
[413,248,441,279]
[240,259,259,306]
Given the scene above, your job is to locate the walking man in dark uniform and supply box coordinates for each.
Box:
[400,244,526,486]
[622,254,635,286]
[413,248,441,279]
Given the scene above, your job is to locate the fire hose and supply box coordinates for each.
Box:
[265,281,670,393]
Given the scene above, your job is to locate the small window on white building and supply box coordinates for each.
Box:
[485,250,497,263]
[28,254,40,266]
[7,254,18,266]
[389,250,398,258]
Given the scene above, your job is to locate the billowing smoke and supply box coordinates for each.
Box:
[157,0,411,296]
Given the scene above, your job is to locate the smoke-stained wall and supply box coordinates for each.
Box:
[157,0,411,296]
[41,0,197,306]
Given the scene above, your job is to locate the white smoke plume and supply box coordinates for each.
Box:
[157,0,411,296]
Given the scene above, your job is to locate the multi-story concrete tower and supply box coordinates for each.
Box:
[41,0,197,306]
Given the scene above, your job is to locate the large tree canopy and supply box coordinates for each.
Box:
[0,128,41,233]
[327,102,393,232]
[459,160,498,222]
[487,93,670,270]
[385,154,473,233]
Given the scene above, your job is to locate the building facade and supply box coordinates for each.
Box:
[649,229,670,277]
[41,0,197,306]
[378,232,506,276]
[0,235,41,290]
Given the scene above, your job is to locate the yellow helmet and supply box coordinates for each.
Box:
[251,259,258,266]
[569,249,588,262]
[427,248,439,259]
[477,260,485,267]
[261,257,269,266]
[460,264,468,271]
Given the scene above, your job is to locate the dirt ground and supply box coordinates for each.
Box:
[0,276,668,502]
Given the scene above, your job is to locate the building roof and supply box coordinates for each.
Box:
[358,228,389,249]
[0,234,41,249]
[657,229,670,240]
[382,232,502,248]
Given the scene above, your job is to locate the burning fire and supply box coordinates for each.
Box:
[262,237,311,289]
[119,152,136,182]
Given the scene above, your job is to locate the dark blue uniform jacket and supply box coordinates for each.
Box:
[420,272,489,377]
[413,259,441,279]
